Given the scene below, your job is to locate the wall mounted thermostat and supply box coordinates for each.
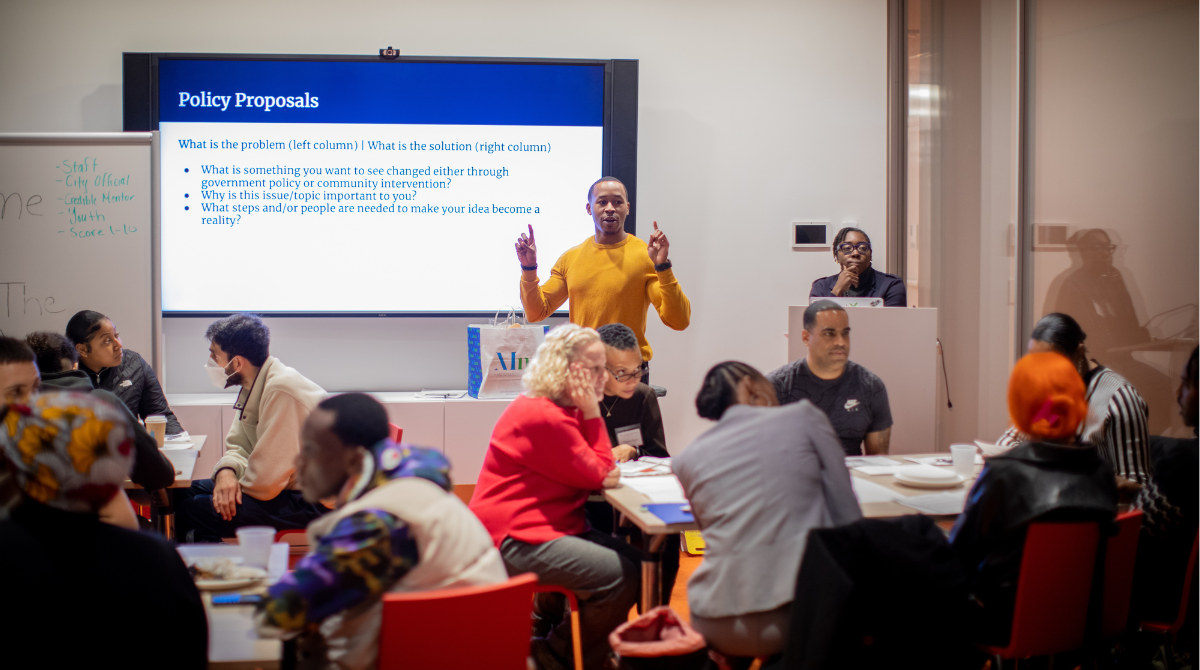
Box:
[792,222,829,249]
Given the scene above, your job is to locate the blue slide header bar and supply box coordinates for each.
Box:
[159,59,605,126]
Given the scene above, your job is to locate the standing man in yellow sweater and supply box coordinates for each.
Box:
[516,177,690,379]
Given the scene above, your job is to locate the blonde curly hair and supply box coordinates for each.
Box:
[523,323,602,401]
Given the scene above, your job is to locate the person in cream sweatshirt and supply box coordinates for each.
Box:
[177,313,328,542]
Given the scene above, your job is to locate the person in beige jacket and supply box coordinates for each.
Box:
[258,393,507,670]
[177,313,328,542]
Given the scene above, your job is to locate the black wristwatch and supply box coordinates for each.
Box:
[521,264,537,271]
[654,261,673,272]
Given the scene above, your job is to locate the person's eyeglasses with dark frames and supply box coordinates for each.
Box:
[836,242,872,254]
[606,363,647,383]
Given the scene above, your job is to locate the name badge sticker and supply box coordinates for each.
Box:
[615,425,644,447]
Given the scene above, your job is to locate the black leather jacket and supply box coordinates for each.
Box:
[82,349,182,434]
[949,441,1117,644]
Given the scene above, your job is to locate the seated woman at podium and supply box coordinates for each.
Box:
[469,323,636,670]
[65,309,184,436]
[809,227,907,307]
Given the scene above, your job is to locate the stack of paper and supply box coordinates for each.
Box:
[851,477,909,503]
[906,454,983,467]
[162,431,194,450]
[617,460,672,478]
[845,456,901,468]
[853,465,909,475]
[623,476,688,503]
[895,491,968,515]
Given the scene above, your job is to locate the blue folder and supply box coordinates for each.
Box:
[644,503,694,525]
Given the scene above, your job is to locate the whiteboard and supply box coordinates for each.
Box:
[0,133,158,369]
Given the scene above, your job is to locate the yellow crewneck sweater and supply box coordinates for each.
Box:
[520,234,691,361]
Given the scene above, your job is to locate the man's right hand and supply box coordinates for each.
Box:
[515,224,538,268]
[831,266,860,296]
[212,468,242,521]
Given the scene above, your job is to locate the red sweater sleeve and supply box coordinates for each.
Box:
[519,412,614,490]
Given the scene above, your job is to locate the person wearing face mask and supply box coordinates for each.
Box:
[675,361,861,667]
[469,324,634,670]
[258,393,506,670]
[809,227,907,307]
[517,177,691,383]
[176,313,328,542]
[66,309,185,435]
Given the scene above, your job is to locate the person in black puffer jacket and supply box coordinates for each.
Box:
[66,309,184,435]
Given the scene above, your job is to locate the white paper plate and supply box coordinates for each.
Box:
[894,471,965,489]
[196,577,263,591]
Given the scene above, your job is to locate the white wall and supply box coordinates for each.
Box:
[0,0,886,452]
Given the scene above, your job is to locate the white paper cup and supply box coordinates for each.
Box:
[236,526,275,569]
[145,415,167,449]
[950,444,977,477]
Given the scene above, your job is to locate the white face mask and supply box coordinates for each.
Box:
[205,356,235,389]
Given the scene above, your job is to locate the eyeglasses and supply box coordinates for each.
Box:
[607,364,647,383]
[1082,244,1117,253]
[836,242,872,255]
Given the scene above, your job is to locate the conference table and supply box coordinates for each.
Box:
[122,435,208,540]
[177,543,289,670]
[603,452,985,611]
[200,452,984,667]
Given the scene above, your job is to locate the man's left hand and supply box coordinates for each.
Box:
[648,221,670,266]
[612,445,638,462]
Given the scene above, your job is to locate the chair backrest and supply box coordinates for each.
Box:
[388,422,403,443]
[1102,510,1143,637]
[1162,530,1199,634]
[1005,521,1101,658]
[378,573,538,670]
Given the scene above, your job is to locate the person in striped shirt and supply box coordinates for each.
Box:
[995,313,1151,489]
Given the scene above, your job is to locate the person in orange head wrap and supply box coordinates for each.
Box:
[950,352,1118,646]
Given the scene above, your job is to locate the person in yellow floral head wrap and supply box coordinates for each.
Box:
[1,390,134,513]
[0,391,209,669]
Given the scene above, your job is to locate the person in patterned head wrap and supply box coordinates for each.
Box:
[258,393,506,670]
[0,392,208,669]
[1,390,134,512]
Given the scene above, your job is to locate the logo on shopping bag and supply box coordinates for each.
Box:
[495,351,531,371]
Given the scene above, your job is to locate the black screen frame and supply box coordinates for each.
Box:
[123,52,637,318]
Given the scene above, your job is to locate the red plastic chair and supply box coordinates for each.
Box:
[532,584,585,670]
[978,522,1101,664]
[379,573,584,669]
[1102,510,1144,637]
[388,422,403,443]
[1139,530,1199,639]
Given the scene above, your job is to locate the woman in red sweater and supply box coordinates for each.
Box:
[470,323,634,670]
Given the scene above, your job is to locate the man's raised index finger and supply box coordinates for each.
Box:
[527,224,535,241]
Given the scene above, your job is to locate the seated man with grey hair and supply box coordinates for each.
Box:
[767,300,893,456]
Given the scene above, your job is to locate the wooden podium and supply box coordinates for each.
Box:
[787,306,939,455]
